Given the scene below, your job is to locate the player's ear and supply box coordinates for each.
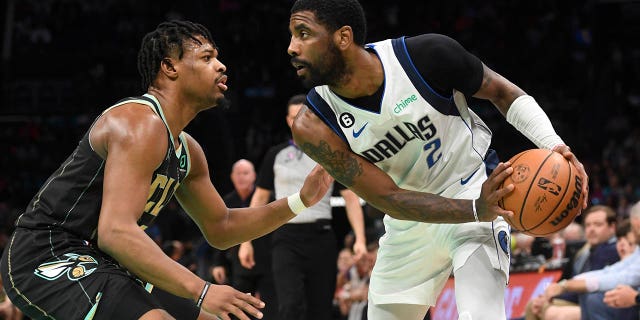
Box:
[335,26,353,50]
[160,58,179,80]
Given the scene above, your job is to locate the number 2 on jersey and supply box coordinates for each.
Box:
[423,138,442,168]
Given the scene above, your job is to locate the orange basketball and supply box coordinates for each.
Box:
[499,149,584,236]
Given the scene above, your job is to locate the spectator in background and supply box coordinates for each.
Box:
[336,243,378,320]
[211,159,280,320]
[543,202,640,320]
[241,94,367,320]
[335,247,355,318]
[510,231,540,272]
[526,205,618,320]
[563,222,585,242]
[600,218,640,311]
[211,159,256,285]
[614,219,637,260]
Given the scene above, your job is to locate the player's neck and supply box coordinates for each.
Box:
[329,50,383,99]
[147,88,197,139]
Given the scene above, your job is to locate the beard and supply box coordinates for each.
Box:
[299,42,347,89]
[216,96,231,110]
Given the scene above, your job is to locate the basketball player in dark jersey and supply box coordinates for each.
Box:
[0,20,332,320]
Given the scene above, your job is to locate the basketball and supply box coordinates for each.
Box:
[499,149,584,236]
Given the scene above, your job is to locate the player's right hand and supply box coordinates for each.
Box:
[238,242,255,269]
[477,161,515,221]
[552,144,589,210]
[203,284,265,320]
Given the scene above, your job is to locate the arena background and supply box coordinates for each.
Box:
[0,1,639,316]
[2,0,639,200]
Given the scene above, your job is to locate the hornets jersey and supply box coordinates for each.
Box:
[15,94,190,241]
[307,37,492,197]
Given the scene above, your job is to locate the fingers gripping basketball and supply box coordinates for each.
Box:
[499,149,584,236]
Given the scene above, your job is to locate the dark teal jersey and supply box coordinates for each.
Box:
[15,94,191,241]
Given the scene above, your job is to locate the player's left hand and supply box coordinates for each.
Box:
[604,285,638,308]
[300,165,334,207]
[202,284,265,320]
[552,144,588,210]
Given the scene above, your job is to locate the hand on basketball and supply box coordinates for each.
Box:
[300,165,334,207]
[477,161,515,221]
[552,144,589,210]
[202,284,265,320]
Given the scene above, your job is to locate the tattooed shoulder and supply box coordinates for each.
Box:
[300,140,363,186]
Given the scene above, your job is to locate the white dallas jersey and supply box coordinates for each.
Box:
[307,36,509,307]
[307,37,493,197]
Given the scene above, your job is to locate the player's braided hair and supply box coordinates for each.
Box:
[291,0,367,46]
[137,20,214,91]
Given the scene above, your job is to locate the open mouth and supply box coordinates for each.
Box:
[291,58,309,74]
[217,75,228,91]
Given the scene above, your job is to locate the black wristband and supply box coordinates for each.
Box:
[635,291,640,305]
[196,281,212,308]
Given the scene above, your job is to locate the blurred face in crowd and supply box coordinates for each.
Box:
[337,248,354,273]
[584,210,615,246]
[616,230,637,260]
[562,222,584,242]
[230,160,255,193]
[630,216,640,239]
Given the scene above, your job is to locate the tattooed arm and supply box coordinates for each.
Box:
[291,106,515,224]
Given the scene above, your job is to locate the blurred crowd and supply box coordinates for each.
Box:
[1,0,639,319]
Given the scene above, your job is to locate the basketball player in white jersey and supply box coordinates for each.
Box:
[286,1,589,319]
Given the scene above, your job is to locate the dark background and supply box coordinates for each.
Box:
[1,0,639,237]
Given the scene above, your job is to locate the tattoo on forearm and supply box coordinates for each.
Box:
[300,140,362,186]
[381,193,472,223]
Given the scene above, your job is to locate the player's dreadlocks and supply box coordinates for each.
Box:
[137,20,214,91]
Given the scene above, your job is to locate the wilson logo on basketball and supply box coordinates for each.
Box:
[549,175,583,226]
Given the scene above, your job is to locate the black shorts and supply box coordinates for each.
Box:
[1,227,199,320]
